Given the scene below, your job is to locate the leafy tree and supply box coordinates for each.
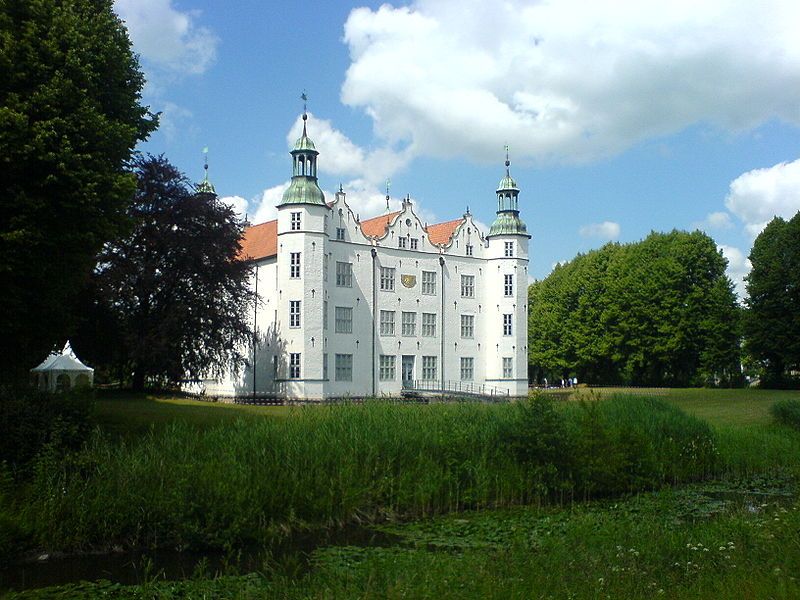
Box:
[528,230,741,386]
[0,0,156,380]
[744,212,800,387]
[79,155,255,391]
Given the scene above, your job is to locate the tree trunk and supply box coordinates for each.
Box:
[132,368,145,392]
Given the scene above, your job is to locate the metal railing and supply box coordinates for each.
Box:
[403,379,510,398]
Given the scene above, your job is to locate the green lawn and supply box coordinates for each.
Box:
[567,387,800,427]
[94,391,289,437]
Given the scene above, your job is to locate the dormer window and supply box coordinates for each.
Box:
[466,244,473,256]
[336,227,345,240]
[410,238,418,250]
[399,237,407,249]
[291,212,301,231]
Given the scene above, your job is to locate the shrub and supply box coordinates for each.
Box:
[771,399,800,430]
[0,386,96,477]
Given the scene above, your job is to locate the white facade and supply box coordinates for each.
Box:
[203,120,530,400]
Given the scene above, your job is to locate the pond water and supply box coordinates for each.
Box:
[0,526,402,593]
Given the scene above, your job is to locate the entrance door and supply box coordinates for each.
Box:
[401,355,415,389]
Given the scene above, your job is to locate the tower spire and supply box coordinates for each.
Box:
[487,145,528,238]
[301,91,308,136]
[195,146,216,195]
[385,178,391,212]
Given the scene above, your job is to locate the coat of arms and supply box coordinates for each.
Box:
[401,274,417,288]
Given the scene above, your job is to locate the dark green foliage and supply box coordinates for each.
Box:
[771,399,800,430]
[744,212,800,388]
[75,155,256,390]
[0,0,157,381]
[528,230,741,386]
[0,386,95,476]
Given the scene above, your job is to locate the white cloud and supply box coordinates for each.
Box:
[579,221,620,240]
[158,102,195,143]
[219,195,248,220]
[725,158,800,238]
[287,114,413,186]
[251,184,289,224]
[342,0,800,164]
[693,211,734,231]
[115,0,218,76]
[719,244,751,300]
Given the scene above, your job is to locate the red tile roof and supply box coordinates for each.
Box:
[237,212,466,261]
[239,219,277,261]
[360,211,401,238]
[425,218,463,245]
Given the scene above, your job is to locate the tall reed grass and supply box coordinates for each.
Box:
[9,395,800,554]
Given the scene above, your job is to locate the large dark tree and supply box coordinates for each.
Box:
[0,0,156,380]
[528,230,741,387]
[744,212,800,387]
[81,155,255,391]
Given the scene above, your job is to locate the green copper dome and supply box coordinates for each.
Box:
[196,178,216,195]
[293,132,317,152]
[279,114,326,206]
[281,177,326,205]
[497,174,518,191]
[489,212,528,236]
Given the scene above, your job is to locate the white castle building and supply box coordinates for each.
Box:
[204,110,530,399]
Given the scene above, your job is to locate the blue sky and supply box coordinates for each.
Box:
[114,0,800,296]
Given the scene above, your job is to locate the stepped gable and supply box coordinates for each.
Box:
[425,218,464,245]
[239,219,277,260]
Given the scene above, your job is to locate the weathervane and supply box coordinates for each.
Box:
[504,144,511,175]
[385,178,391,212]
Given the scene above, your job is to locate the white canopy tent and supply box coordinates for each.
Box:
[31,342,94,392]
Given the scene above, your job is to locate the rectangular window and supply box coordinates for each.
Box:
[401,311,416,336]
[504,241,514,257]
[503,314,513,336]
[323,353,328,379]
[323,300,328,330]
[460,357,474,381]
[466,244,473,256]
[421,271,436,295]
[504,274,513,297]
[461,314,474,338]
[380,267,395,291]
[323,254,328,281]
[379,355,396,381]
[336,261,352,287]
[336,227,345,240]
[379,310,395,336]
[461,274,475,298]
[410,238,418,250]
[289,353,301,379]
[290,212,301,231]
[421,313,436,337]
[335,353,352,381]
[422,356,437,381]
[335,306,353,333]
[290,252,301,278]
[398,237,406,248]
[502,357,513,379]
[272,355,278,378]
[289,300,301,328]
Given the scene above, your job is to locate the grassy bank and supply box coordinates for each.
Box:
[4,394,800,558]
